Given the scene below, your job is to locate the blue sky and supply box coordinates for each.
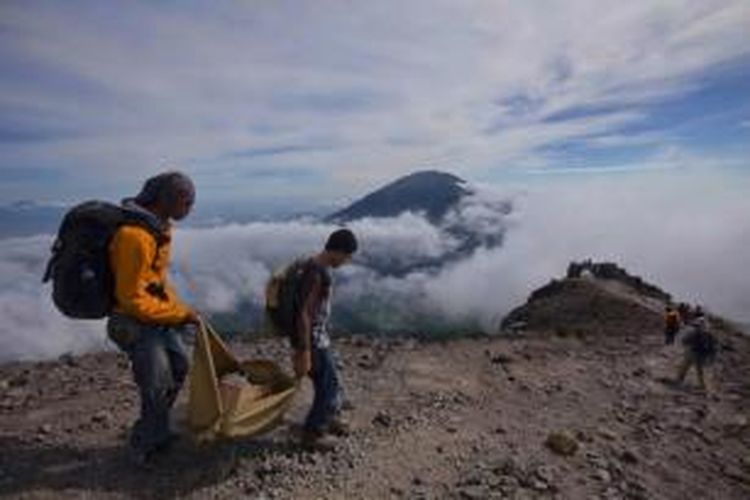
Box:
[0,0,748,209]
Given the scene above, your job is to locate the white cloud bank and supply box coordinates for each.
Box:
[1,170,747,362]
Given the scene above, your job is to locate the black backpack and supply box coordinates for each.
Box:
[693,330,717,360]
[42,201,164,319]
[683,324,718,361]
[264,259,319,337]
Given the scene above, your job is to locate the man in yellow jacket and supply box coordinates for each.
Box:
[106,171,200,466]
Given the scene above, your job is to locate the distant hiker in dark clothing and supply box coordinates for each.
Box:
[106,171,200,465]
[675,312,717,392]
[664,305,681,345]
[693,305,704,319]
[290,228,358,450]
[677,302,692,324]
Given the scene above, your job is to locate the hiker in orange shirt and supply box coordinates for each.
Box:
[106,171,200,466]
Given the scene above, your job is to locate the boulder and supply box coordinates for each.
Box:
[545,431,579,456]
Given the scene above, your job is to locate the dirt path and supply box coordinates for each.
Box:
[1,326,749,499]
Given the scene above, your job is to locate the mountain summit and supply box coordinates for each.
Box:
[327,170,470,223]
[324,170,512,278]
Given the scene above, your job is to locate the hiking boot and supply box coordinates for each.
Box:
[300,429,337,453]
[127,447,156,470]
[327,417,351,437]
[154,432,180,453]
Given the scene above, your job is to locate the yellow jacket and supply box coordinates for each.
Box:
[109,224,191,325]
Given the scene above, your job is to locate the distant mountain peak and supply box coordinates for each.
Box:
[401,170,466,184]
[8,200,39,210]
[327,170,471,223]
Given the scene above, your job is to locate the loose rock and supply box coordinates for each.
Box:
[594,468,612,483]
[92,411,111,424]
[458,485,488,499]
[598,427,618,441]
[545,431,579,456]
[59,353,79,368]
[372,411,392,428]
[621,449,639,465]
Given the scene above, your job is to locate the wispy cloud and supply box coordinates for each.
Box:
[0,0,748,203]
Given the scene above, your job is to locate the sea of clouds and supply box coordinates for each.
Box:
[1,172,748,362]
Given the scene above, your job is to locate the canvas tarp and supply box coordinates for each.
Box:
[187,322,298,440]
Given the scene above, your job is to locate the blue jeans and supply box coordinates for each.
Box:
[108,314,190,455]
[304,346,341,433]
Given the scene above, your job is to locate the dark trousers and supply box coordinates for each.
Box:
[108,315,190,454]
[665,326,679,345]
[676,350,708,389]
[304,346,341,432]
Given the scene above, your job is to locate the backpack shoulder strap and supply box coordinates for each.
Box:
[120,209,167,242]
[119,213,168,271]
[298,258,331,300]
